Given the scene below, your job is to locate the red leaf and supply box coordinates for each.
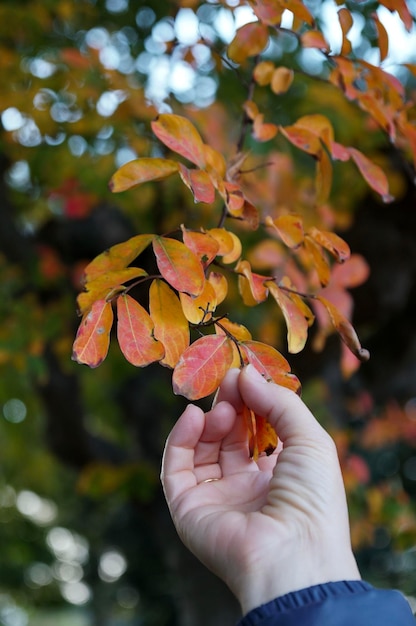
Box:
[152,236,205,296]
[72,299,113,368]
[348,148,392,202]
[117,294,164,367]
[237,259,269,305]
[151,114,206,168]
[181,227,219,267]
[109,158,179,193]
[178,165,216,204]
[228,22,269,64]
[317,295,370,362]
[300,30,330,52]
[331,254,370,288]
[372,13,389,62]
[172,335,234,400]
[240,340,301,393]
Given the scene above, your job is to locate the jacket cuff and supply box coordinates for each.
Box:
[237,580,414,626]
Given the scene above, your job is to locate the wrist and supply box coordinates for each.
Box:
[234,533,361,615]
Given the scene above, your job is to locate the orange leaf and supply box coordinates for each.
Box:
[240,340,301,393]
[265,214,304,248]
[300,30,330,52]
[116,294,164,367]
[181,227,219,267]
[266,281,309,353]
[109,158,179,193]
[372,13,389,62]
[149,279,189,368]
[180,280,217,324]
[379,0,413,31]
[308,227,350,263]
[253,60,275,85]
[240,200,260,230]
[203,144,227,180]
[244,404,278,461]
[172,335,234,400]
[78,267,148,315]
[248,0,283,25]
[152,236,205,296]
[237,259,269,305]
[279,125,322,156]
[72,300,113,368]
[317,296,370,362]
[316,148,332,205]
[84,234,154,282]
[227,22,269,64]
[348,148,392,202]
[271,67,294,95]
[151,114,206,168]
[295,114,334,150]
[221,181,246,216]
[304,236,331,286]
[283,0,314,25]
[338,8,353,56]
[253,115,279,142]
[178,165,216,204]
[243,100,260,120]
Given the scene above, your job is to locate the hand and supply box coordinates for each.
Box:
[161,365,360,615]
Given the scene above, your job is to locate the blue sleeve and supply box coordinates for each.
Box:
[237,580,415,626]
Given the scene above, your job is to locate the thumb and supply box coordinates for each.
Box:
[238,365,331,448]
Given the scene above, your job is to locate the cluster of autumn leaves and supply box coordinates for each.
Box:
[72,0,416,458]
[72,116,370,458]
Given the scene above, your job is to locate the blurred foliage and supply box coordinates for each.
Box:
[0,0,416,624]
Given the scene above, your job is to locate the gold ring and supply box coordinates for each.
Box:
[202,478,220,483]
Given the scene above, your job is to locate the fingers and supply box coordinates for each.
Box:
[161,400,239,504]
[213,368,243,410]
[239,365,332,448]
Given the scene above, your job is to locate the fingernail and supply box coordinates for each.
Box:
[245,364,268,383]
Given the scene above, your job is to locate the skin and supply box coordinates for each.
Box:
[161,365,360,615]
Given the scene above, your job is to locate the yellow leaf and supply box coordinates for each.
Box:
[253,61,275,86]
[265,214,304,248]
[266,281,309,353]
[180,280,217,324]
[208,272,228,304]
[149,279,189,368]
[271,67,294,95]
[151,114,206,168]
[109,158,179,193]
